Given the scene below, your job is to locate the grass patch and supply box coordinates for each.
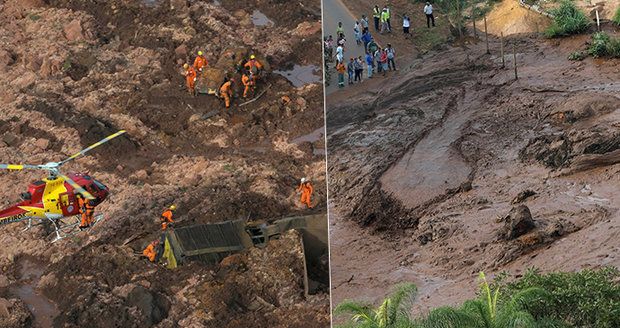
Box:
[414,29,446,53]
[544,0,590,38]
[28,14,41,21]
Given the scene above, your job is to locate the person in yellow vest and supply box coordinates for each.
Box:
[372,5,381,31]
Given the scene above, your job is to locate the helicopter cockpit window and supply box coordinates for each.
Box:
[93,180,107,190]
[20,192,31,200]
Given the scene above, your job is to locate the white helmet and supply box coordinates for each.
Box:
[301,177,306,183]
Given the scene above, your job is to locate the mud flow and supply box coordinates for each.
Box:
[326,0,620,313]
[0,0,328,326]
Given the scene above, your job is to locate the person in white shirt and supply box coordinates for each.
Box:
[424,2,435,28]
[403,15,411,38]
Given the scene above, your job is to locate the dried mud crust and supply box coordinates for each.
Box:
[0,0,328,327]
[328,32,620,309]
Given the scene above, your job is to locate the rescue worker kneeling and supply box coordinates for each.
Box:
[244,54,263,81]
[143,239,164,263]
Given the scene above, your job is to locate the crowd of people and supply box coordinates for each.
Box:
[324,2,437,88]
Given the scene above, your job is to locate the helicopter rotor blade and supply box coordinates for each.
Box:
[0,164,43,171]
[59,130,127,166]
[60,174,96,200]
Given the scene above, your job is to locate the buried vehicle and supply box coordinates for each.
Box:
[153,214,328,295]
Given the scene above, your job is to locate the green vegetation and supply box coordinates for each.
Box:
[500,267,620,328]
[28,14,41,21]
[334,283,417,328]
[544,0,590,38]
[335,268,620,328]
[567,51,586,61]
[587,32,620,58]
[613,7,620,26]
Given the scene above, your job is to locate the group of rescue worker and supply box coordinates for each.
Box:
[142,204,177,264]
[182,50,264,109]
[141,178,315,264]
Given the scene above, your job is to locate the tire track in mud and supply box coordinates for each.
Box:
[330,62,495,232]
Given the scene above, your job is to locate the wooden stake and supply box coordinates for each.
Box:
[513,43,518,80]
[484,15,489,54]
[500,32,505,68]
[473,11,477,38]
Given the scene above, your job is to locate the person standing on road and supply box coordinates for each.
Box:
[354,21,362,46]
[424,2,435,28]
[347,57,355,85]
[354,56,364,83]
[335,44,344,64]
[336,61,346,87]
[373,5,381,31]
[403,15,411,38]
[362,30,372,51]
[374,48,382,74]
[365,52,374,78]
[386,43,396,71]
[380,8,390,34]
[361,15,369,33]
[385,5,392,32]
[336,21,344,38]
[380,49,388,76]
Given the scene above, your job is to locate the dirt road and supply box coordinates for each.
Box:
[328,22,620,316]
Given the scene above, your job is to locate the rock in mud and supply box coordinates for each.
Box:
[499,205,536,240]
[63,19,90,42]
[511,189,536,204]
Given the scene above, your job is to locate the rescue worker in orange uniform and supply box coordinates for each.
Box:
[298,177,314,208]
[193,51,208,72]
[161,205,175,230]
[77,194,95,230]
[244,55,263,81]
[241,72,254,98]
[220,78,234,108]
[183,63,196,96]
[142,240,160,262]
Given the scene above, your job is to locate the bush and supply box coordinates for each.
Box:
[501,267,620,328]
[613,7,620,26]
[588,32,611,57]
[586,32,620,58]
[544,0,591,38]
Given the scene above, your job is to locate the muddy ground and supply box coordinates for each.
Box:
[0,0,328,327]
[327,2,620,316]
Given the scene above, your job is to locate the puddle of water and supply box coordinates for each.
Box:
[251,10,274,26]
[8,258,59,328]
[142,0,163,7]
[292,127,324,144]
[274,65,322,87]
[213,0,221,5]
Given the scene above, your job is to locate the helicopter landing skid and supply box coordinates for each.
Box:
[48,214,105,243]
[22,218,33,232]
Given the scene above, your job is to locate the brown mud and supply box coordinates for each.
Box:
[0,0,328,327]
[327,16,620,317]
